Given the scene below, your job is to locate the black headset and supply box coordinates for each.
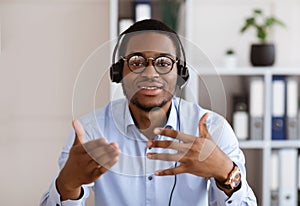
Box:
[109,32,189,89]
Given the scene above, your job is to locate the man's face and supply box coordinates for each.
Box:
[121,32,178,112]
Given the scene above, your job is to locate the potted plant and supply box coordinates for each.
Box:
[240,9,286,66]
[224,48,237,69]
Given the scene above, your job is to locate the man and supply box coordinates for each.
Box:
[41,19,257,205]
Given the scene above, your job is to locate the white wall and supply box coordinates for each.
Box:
[0,1,110,205]
[189,0,300,67]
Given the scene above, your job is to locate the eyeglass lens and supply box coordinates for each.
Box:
[127,55,175,74]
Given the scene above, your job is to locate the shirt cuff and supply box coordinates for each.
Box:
[45,178,90,206]
[211,177,256,205]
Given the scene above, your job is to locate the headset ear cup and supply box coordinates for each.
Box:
[110,59,124,83]
[177,63,189,88]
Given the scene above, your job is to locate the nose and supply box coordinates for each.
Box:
[141,58,159,78]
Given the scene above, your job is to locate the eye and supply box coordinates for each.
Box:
[155,57,172,68]
[128,56,146,68]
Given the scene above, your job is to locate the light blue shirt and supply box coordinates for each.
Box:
[40,97,257,206]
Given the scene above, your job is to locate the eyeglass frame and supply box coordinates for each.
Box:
[121,52,179,75]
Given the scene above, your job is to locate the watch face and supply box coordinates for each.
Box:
[217,164,241,190]
[231,171,241,188]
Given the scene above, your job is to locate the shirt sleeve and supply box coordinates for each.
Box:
[40,177,91,206]
[210,178,257,206]
[40,128,93,206]
[207,112,257,205]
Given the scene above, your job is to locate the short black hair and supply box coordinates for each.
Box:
[117,19,182,59]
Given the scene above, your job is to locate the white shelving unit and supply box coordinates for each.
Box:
[198,67,300,205]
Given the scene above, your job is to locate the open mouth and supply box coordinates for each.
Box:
[138,86,163,90]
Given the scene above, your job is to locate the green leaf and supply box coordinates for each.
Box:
[272,17,286,27]
[265,17,276,27]
[240,8,286,42]
[246,17,255,25]
[240,17,255,33]
[254,9,262,15]
[256,26,267,42]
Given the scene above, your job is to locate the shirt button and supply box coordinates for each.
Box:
[148,176,153,181]
[227,200,232,204]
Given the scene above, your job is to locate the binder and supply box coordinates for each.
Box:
[286,77,298,140]
[249,77,264,140]
[271,150,279,206]
[134,1,151,22]
[278,149,298,206]
[272,76,286,140]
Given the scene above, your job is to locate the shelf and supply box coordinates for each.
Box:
[197,67,300,76]
[239,140,300,149]
[271,140,300,148]
[239,140,267,149]
[198,67,269,76]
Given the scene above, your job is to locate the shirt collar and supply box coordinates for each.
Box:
[124,97,179,134]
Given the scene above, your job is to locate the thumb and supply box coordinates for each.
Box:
[198,113,210,139]
[72,120,85,146]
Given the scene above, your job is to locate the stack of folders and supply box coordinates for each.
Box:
[249,77,264,140]
[271,149,298,206]
[271,76,299,140]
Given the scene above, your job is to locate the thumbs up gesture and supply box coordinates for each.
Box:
[146,113,233,181]
[56,120,121,201]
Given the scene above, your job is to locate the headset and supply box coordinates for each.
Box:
[110,31,190,89]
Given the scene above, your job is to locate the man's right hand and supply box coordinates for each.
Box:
[56,120,121,201]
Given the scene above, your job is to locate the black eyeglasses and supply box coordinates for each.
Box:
[122,53,178,74]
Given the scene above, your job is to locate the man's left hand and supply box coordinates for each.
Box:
[146,113,233,182]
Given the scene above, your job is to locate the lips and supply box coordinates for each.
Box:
[137,80,163,89]
[137,82,164,95]
[138,86,163,90]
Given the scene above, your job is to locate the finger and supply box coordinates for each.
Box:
[147,140,189,153]
[87,144,118,163]
[72,120,85,146]
[153,128,194,142]
[90,146,121,167]
[198,113,210,139]
[83,138,108,152]
[99,155,119,171]
[110,142,120,150]
[92,156,119,178]
[154,166,185,176]
[146,152,183,162]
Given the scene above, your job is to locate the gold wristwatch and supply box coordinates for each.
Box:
[216,162,241,190]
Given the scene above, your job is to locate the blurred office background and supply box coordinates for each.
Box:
[0,0,299,205]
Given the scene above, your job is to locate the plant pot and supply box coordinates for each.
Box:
[250,44,275,66]
[224,55,237,69]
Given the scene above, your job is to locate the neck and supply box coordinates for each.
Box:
[129,101,172,139]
